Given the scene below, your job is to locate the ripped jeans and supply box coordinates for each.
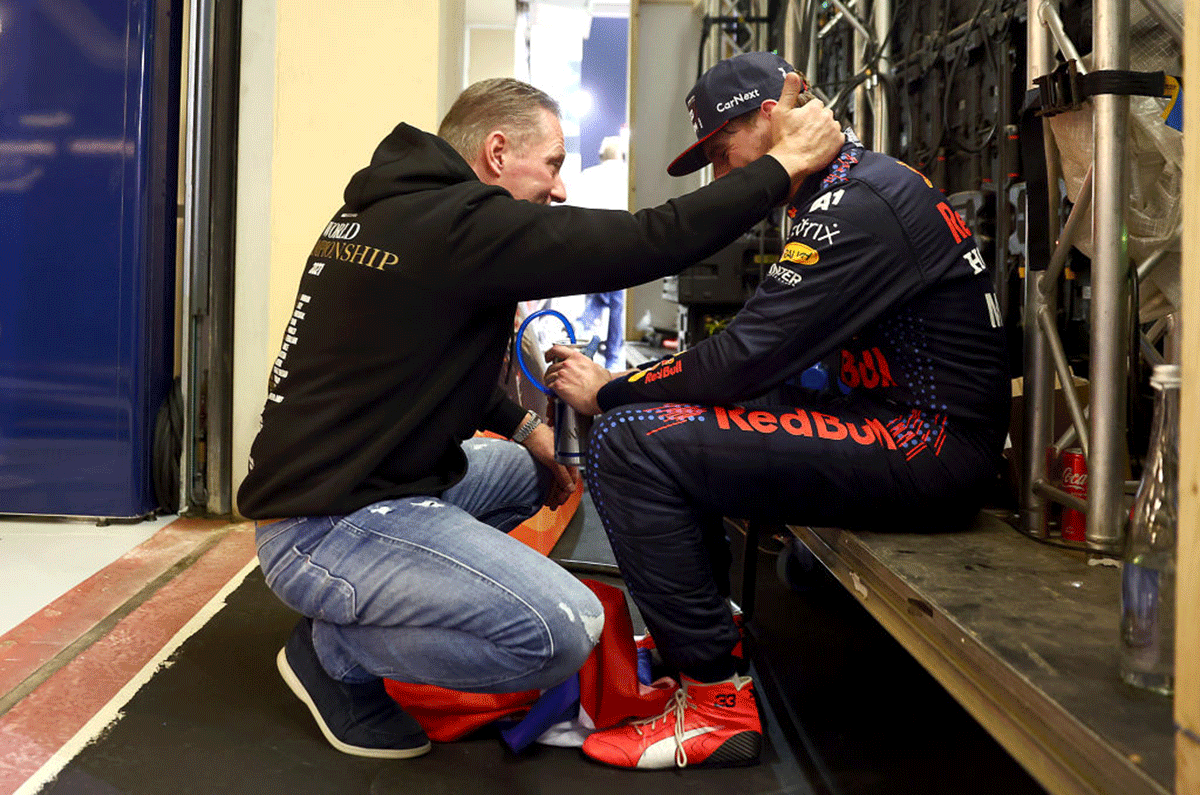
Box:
[255,437,604,693]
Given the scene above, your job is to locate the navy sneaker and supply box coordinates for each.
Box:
[277,618,431,759]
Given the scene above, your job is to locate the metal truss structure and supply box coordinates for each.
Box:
[778,0,1182,552]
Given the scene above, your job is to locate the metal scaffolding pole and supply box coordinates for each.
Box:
[1040,167,1093,289]
[1020,0,1060,538]
[871,0,890,153]
[1136,0,1183,45]
[840,0,870,138]
[1032,0,1173,550]
[805,0,819,79]
[1087,0,1131,552]
[784,0,807,72]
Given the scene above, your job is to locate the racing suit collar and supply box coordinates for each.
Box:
[789,126,862,210]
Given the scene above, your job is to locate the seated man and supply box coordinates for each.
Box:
[237,76,843,759]
[544,52,1010,770]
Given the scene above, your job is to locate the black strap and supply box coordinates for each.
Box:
[1034,60,1174,117]
[1082,69,1170,97]
[1019,89,1052,272]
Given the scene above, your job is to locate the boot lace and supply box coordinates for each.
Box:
[631,687,692,768]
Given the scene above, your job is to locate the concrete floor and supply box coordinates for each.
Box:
[0,515,173,637]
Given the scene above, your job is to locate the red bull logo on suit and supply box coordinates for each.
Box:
[711,406,896,448]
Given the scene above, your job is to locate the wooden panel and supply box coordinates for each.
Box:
[1179,734,1200,795]
[1178,2,1200,794]
[790,516,1172,795]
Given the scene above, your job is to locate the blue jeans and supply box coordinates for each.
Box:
[256,437,604,693]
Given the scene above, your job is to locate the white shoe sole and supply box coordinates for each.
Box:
[276,648,432,759]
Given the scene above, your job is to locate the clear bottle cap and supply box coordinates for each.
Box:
[1150,363,1181,390]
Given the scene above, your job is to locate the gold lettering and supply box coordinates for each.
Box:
[312,237,400,270]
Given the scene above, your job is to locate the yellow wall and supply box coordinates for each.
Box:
[233,0,440,507]
[269,2,440,346]
[466,27,515,85]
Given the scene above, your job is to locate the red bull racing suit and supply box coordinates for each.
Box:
[583,133,1011,676]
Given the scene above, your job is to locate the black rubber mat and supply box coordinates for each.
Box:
[34,494,1046,795]
[36,567,813,795]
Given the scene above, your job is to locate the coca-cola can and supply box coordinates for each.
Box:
[1060,448,1088,542]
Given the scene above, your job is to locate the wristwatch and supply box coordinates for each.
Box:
[511,413,543,444]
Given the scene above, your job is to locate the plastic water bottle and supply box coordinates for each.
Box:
[1118,363,1180,695]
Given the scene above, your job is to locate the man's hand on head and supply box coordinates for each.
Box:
[765,73,844,194]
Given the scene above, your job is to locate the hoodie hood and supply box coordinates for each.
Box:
[342,123,481,211]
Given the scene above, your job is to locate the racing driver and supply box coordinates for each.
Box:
[545,51,1010,770]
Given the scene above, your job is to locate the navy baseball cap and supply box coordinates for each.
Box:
[668,52,798,177]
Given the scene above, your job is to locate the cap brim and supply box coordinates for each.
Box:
[666,121,729,177]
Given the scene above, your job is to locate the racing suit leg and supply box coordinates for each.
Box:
[583,400,998,677]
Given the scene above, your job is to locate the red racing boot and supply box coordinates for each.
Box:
[581,674,762,769]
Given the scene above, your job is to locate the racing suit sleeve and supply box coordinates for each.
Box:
[478,385,529,437]
[597,180,925,409]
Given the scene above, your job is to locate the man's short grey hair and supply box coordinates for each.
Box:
[438,78,561,162]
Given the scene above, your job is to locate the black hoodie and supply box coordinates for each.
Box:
[236,123,792,518]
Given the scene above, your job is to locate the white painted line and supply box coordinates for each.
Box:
[14,558,259,795]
